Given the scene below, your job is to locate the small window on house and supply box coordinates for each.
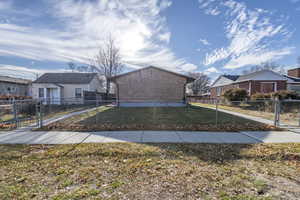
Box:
[38,88,44,98]
[75,88,82,98]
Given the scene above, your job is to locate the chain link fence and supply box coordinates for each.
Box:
[0,98,116,130]
[2,97,298,131]
[189,98,300,128]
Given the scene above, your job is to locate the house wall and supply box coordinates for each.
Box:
[33,77,102,99]
[288,68,300,78]
[210,87,217,98]
[114,67,187,103]
[287,83,300,94]
[210,80,287,98]
[210,84,236,98]
[88,76,104,92]
[0,81,30,96]
[237,81,250,91]
[32,83,61,99]
[250,80,286,95]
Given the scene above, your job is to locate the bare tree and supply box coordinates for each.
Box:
[67,62,76,72]
[89,36,124,96]
[242,62,284,74]
[67,62,95,72]
[187,72,210,95]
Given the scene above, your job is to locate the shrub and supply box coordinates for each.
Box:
[271,90,299,100]
[222,88,248,102]
[251,93,271,100]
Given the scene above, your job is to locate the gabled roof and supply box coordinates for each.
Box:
[33,73,97,84]
[111,66,195,83]
[235,70,286,82]
[211,74,239,87]
[0,75,31,85]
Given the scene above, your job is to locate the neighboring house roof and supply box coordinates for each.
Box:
[0,75,31,85]
[235,70,286,82]
[284,75,300,83]
[223,75,240,81]
[33,73,97,84]
[110,66,195,83]
[212,70,287,88]
[211,75,238,87]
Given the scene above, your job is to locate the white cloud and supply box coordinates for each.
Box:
[0,64,66,80]
[224,47,294,69]
[204,67,219,74]
[0,1,12,10]
[158,32,171,43]
[199,38,210,46]
[180,64,198,72]
[205,7,220,15]
[200,0,293,69]
[204,48,230,65]
[0,0,197,73]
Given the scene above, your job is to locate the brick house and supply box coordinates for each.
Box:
[285,67,300,93]
[211,69,300,98]
[110,66,195,107]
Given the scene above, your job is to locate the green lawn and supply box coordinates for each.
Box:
[0,143,299,199]
[41,106,278,131]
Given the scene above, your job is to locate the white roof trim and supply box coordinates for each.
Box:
[211,76,235,87]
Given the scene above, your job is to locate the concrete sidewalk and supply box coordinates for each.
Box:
[1,130,300,144]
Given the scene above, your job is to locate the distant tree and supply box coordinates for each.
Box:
[187,72,210,95]
[297,56,300,67]
[89,35,124,96]
[67,62,96,72]
[67,62,76,72]
[242,62,285,74]
[66,62,104,89]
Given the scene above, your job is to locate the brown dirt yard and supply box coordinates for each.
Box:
[39,106,279,132]
[0,143,299,199]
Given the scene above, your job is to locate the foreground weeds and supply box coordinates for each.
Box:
[0,143,299,199]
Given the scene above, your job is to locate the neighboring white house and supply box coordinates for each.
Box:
[32,73,103,104]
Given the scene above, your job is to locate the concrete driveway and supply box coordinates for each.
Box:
[1,130,300,144]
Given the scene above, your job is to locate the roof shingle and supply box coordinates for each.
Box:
[33,73,97,84]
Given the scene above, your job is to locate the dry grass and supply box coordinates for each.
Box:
[0,143,299,199]
[193,103,299,127]
[40,106,279,132]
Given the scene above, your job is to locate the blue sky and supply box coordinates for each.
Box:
[0,0,300,80]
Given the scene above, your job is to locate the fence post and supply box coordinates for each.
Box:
[274,98,281,127]
[215,98,219,127]
[13,99,18,128]
[95,96,99,124]
[40,100,43,128]
[36,101,39,127]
